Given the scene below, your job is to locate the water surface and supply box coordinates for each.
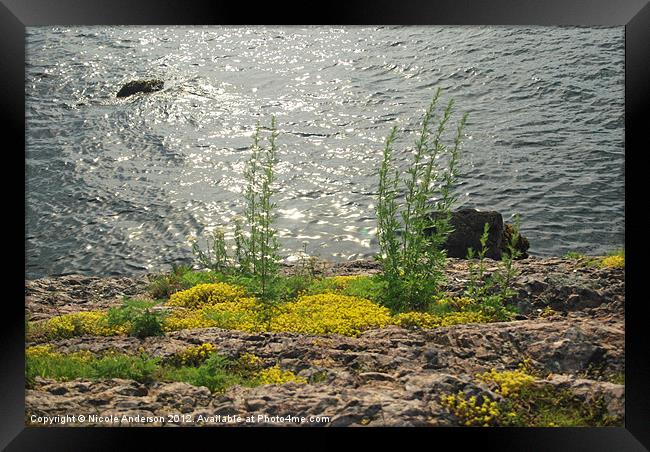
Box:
[26,26,625,277]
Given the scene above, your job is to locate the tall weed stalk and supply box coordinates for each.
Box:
[376,89,469,312]
[192,117,281,308]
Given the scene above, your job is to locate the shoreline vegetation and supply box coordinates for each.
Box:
[25,91,624,427]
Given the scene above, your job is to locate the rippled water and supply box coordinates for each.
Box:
[26,26,625,278]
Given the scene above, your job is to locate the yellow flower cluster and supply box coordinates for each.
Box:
[160,292,495,336]
[540,306,557,318]
[440,393,500,427]
[393,312,443,329]
[434,296,476,311]
[163,298,261,332]
[38,311,128,339]
[167,282,246,309]
[171,343,217,366]
[26,344,94,362]
[254,365,307,385]
[26,344,54,358]
[269,294,393,336]
[476,368,535,397]
[438,311,493,326]
[32,286,502,340]
[392,310,492,329]
[237,352,264,372]
[600,255,624,268]
[202,298,262,331]
[163,309,217,331]
[517,357,536,374]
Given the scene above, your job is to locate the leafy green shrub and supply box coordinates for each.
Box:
[163,353,244,393]
[147,264,194,299]
[107,298,167,338]
[376,88,468,312]
[270,275,313,301]
[129,310,166,338]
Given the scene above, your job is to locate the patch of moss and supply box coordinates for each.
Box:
[497,384,619,427]
[441,364,622,427]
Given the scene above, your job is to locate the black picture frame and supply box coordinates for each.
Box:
[4,0,648,449]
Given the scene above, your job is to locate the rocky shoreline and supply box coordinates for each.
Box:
[25,257,624,427]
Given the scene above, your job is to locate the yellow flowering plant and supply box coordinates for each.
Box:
[167,282,246,309]
[254,365,307,385]
[440,393,501,427]
[476,368,535,398]
[36,311,128,340]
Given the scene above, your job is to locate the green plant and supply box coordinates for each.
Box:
[257,117,281,296]
[190,228,230,273]
[493,214,522,300]
[163,353,245,393]
[147,264,194,299]
[465,222,492,301]
[26,347,159,384]
[163,351,304,393]
[565,251,587,260]
[464,220,521,322]
[376,89,468,312]
[26,346,305,394]
[299,243,325,278]
[107,298,167,338]
[271,274,313,301]
[305,275,386,301]
[191,117,282,309]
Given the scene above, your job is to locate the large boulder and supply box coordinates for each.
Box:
[425,208,529,260]
[116,79,164,98]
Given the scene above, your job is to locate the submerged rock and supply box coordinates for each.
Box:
[116,79,164,98]
[426,208,529,259]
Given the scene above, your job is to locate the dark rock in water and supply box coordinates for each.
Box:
[426,208,529,260]
[116,79,164,98]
